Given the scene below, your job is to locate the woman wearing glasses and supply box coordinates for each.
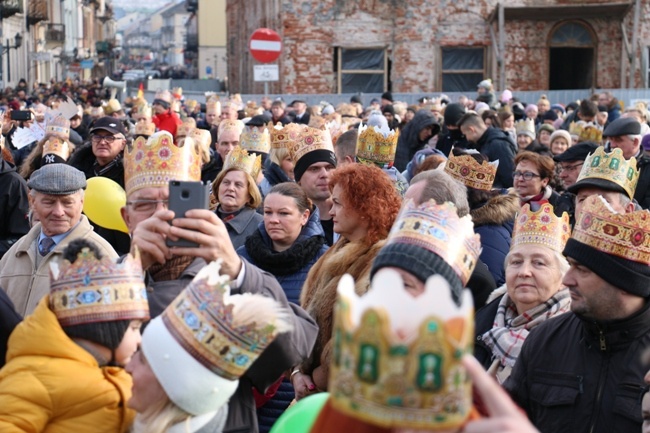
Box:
[513,151,565,217]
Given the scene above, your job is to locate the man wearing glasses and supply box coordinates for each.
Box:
[554,142,599,190]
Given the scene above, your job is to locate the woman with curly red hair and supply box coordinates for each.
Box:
[293,163,402,400]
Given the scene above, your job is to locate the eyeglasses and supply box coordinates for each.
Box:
[91,135,123,144]
[512,171,541,180]
[126,199,169,213]
[558,163,583,173]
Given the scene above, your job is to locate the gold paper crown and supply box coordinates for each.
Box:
[575,147,639,199]
[192,128,212,151]
[218,119,245,136]
[49,248,149,327]
[104,99,122,115]
[185,99,198,111]
[572,195,650,265]
[177,118,197,138]
[240,126,271,154]
[223,146,262,180]
[206,96,221,115]
[287,125,335,165]
[43,137,71,161]
[45,115,71,140]
[356,123,399,168]
[161,261,289,380]
[444,153,498,191]
[124,131,202,196]
[515,118,535,138]
[511,203,571,253]
[154,89,172,104]
[386,200,481,286]
[131,100,151,121]
[569,121,603,143]
[330,270,474,430]
[134,119,156,137]
[270,122,303,149]
[308,115,328,130]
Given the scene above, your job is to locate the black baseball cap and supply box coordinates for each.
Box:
[90,116,128,136]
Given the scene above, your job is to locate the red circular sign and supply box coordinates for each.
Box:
[249,28,282,63]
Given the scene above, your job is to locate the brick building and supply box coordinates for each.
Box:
[226,0,649,94]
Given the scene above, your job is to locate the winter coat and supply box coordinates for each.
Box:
[436,126,470,157]
[0,159,30,259]
[260,162,292,197]
[470,191,519,286]
[144,257,206,319]
[0,296,135,433]
[201,150,222,184]
[219,207,264,250]
[504,302,650,433]
[0,290,21,369]
[0,216,118,316]
[394,110,439,172]
[153,110,183,136]
[473,294,504,370]
[473,127,517,188]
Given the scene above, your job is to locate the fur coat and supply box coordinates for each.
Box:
[299,238,386,390]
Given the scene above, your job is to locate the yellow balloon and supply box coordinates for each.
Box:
[83,177,129,234]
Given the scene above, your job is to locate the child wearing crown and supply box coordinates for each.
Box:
[0,239,150,432]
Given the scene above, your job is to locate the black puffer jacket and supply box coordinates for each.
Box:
[473,127,517,188]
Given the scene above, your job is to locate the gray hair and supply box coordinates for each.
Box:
[29,188,85,199]
[409,169,469,217]
[504,248,570,278]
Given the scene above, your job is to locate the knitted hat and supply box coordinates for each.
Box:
[538,124,556,135]
[549,130,573,154]
[444,103,466,127]
[500,89,513,104]
[563,195,650,297]
[543,110,559,122]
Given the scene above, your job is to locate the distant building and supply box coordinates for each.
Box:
[184,0,227,80]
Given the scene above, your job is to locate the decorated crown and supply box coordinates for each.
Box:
[270,122,303,150]
[49,248,149,327]
[569,121,603,143]
[177,118,197,138]
[356,123,399,168]
[287,125,335,165]
[572,195,650,265]
[172,87,183,99]
[161,260,291,381]
[511,203,571,253]
[192,128,212,151]
[515,118,535,138]
[124,131,202,196]
[154,89,172,104]
[43,137,71,162]
[329,269,474,430]
[223,146,262,180]
[206,96,221,115]
[308,115,327,130]
[131,101,152,121]
[134,119,156,137]
[240,125,271,154]
[45,115,71,140]
[576,147,639,199]
[386,200,481,286]
[444,152,498,191]
[218,119,245,135]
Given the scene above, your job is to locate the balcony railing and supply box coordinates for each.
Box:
[27,0,48,25]
[45,24,65,47]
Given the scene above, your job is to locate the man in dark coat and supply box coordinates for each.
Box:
[0,154,30,259]
[0,289,21,368]
[436,102,469,156]
[394,109,440,172]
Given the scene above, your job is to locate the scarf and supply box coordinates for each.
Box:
[243,229,326,275]
[481,287,571,382]
[519,185,553,210]
[93,154,122,177]
[148,255,195,282]
[216,206,245,223]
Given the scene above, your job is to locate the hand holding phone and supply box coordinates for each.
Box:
[166,180,210,248]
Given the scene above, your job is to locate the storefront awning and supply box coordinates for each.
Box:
[488,2,633,22]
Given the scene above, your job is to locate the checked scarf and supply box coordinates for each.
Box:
[482,287,571,383]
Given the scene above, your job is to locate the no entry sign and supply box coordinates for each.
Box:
[249,28,282,63]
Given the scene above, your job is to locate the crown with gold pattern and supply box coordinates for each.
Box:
[444,152,498,191]
[569,121,603,143]
[511,203,571,253]
[193,128,212,164]
[240,125,271,154]
[206,95,221,117]
[356,123,399,168]
[386,200,481,286]
[308,115,327,130]
[160,260,292,381]
[124,131,202,196]
[515,118,535,139]
[49,247,149,327]
[573,147,639,199]
[177,117,196,138]
[218,119,245,136]
[42,137,71,163]
[134,119,156,137]
[286,125,335,165]
[572,195,650,265]
[154,89,172,104]
[223,146,262,180]
[131,100,152,122]
[270,122,302,150]
[329,269,474,430]
[45,115,71,140]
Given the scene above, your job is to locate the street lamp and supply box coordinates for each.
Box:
[4,32,23,83]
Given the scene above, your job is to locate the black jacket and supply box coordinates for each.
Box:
[0,288,21,368]
[473,294,503,370]
[394,110,439,172]
[473,127,517,188]
[0,160,30,259]
[634,151,650,210]
[436,126,469,157]
[503,303,650,433]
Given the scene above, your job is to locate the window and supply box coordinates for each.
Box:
[441,47,486,92]
[335,48,387,93]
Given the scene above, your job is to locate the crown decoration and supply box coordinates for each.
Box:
[240,126,271,155]
[270,122,303,150]
[223,146,262,180]
[245,101,262,118]
[193,128,212,151]
[124,131,202,196]
[515,118,535,138]
[172,87,183,100]
[218,119,245,136]
[134,119,156,137]
[104,99,122,116]
[49,248,149,327]
[206,95,221,115]
[161,260,290,380]
[387,200,481,286]
[573,195,650,265]
[444,153,498,191]
[511,203,571,253]
[45,115,71,140]
[131,100,152,121]
[308,115,328,130]
[576,147,639,199]
[177,118,197,138]
[329,269,474,430]
[286,125,335,165]
[356,123,399,168]
[154,89,172,104]
[569,121,603,143]
[43,137,71,163]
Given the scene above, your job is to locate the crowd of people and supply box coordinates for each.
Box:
[0,75,648,433]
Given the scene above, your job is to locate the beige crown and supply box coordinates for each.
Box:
[576,147,639,199]
[218,119,245,136]
[223,147,262,180]
[444,152,498,191]
[206,96,221,116]
[240,126,271,154]
[134,119,156,137]
[177,118,197,138]
[356,123,399,168]
[569,121,603,143]
[45,115,71,140]
[511,203,571,254]
[43,137,71,161]
[287,125,334,165]
[515,118,535,138]
[270,123,303,150]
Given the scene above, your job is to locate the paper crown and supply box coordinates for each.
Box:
[511,203,571,253]
[154,89,172,104]
[223,146,262,180]
[89,106,104,118]
[45,115,71,140]
[287,125,335,164]
[206,96,221,115]
[103,99,122,116]
[124,131,202,196]
[49,248,149,327]
[386,200,481,287]
[131,101,151,121]
[160,260,291,382]
[218,119,245,135]
[572,195,650,265]
[569,121,603,143]
[192,128,212,151]
[444,152,498,191]
[240,125,271,155]
[177,118,197,138]
[356,123,399,168]
[515,118,535,139]
[172,87,183,99]
[308,115,328,130]
[329,269,474,430]
[575,147,639,199]
[43,137,71,162]
[270,122,303,150]
[134,119,156,137]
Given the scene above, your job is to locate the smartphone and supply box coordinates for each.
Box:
[10,110,32,121]
[166,180,210,248]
